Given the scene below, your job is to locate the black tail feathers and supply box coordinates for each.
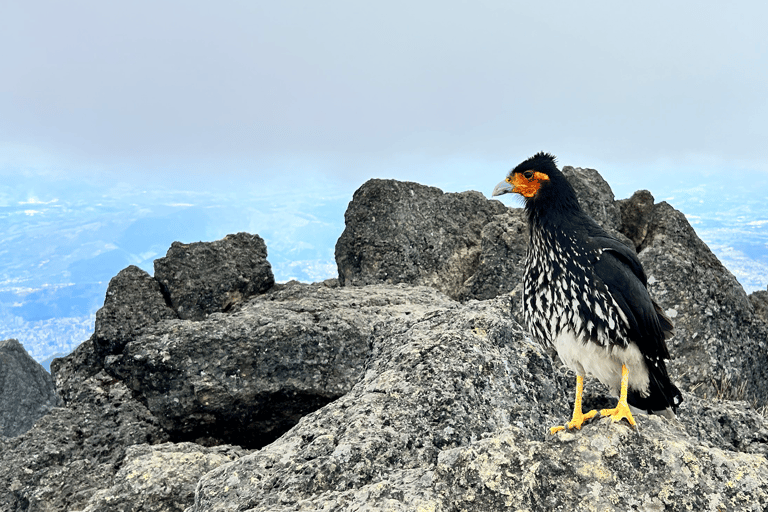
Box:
[627,357,683,415]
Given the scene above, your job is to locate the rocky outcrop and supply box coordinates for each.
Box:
[335,179,508,300]
[104,281,455,448]
[191,296,768,511]
[93,265,178,359]
[0,338,61,438]
[751,289,768,324]
[154,232,274,320]
[3,165,768,511]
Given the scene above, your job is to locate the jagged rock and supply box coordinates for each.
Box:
[190,297,768,511]
[52,334,108,405]
[154,232,275,320]
[750,289,768,324]
[458,209,527,303]
[561,166,622,236]
[0,369,169,511]
[80,442,248,512]
[335,179,508,300]
[637,200,768,405]
[618,189,656,249]
[104,282,456,448]
[93,265,178,359]
[0,339,61,438]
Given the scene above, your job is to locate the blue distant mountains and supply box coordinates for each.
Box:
[1,171,766,369]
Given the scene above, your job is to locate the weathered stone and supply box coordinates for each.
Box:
[51,334,105,405]
[0,370,168,512]
[104,282,455,448]
[191,296,570,511]
[458,209,527,303]
[561,166,622,233]
[750,289,768,324]
[335,179,508,300]
[80,442,248,512]
[154,232,275,320]
[0,339,61,437]
[92,265,178,359]
[435,416,768,511]
[190,297,768,511]
[618,189,656,249]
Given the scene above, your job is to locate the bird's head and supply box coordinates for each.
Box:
[492,152,559,201]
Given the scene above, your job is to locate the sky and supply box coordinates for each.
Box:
[2,1,768,193]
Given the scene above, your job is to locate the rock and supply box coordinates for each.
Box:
[458,209,528,303]
[79,442,248,512]
[750,289,768,324]
[435,415,768,511]
[561,166,622,234]
[190,297,768,511]
[104,282,455,448]
[154,232,275,320]
[335,179,508,300]
[92,265,178,359]
[0,369,169,511]
[637,200,768,406]
[618,189,656,249]
[0,338,61,438]
[191,296,569,511]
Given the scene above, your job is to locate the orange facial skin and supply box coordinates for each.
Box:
[507,171,550,198]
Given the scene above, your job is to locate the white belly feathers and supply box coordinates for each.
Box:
[554,329,650,397]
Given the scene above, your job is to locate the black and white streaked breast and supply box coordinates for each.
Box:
[523,224,629,350]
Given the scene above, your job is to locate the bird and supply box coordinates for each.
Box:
[492,152,682,434]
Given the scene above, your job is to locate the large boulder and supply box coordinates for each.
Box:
[104,281,455,448]
[191,296,768,511]
[335,179,508,300]
[154,232,275,320]
[0,339,61,437]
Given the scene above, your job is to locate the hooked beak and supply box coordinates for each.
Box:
[492,179,515,197]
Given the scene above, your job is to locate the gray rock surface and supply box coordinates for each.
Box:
[191,296,768,511]
[93,265,178,359]
[104,281,455,448]
[458,209,527,303]
[0,369,169,511]
[335,179,508,300]
[154,232,275,320]
[0,338,61,437]
[80,442,248,512]
[750,289,768,324]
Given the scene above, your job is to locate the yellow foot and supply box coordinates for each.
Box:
[550,409,598,434]
[600,401,637,427]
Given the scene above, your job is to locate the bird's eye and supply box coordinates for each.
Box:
[523,170,534,180]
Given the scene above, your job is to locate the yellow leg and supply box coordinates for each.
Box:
[550,375,598,434]
[600,364,637,427]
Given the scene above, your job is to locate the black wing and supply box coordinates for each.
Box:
[588,233,671,361]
